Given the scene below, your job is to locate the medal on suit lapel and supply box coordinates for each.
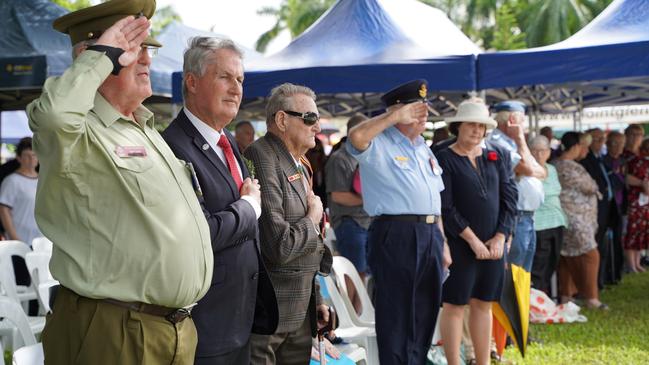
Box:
[288,173,301,182]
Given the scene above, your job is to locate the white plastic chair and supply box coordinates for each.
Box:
[0,295,38,355]
[322,275,379,365]
[324,225,336,252]
[0,241,38,308]
[331,256,375,327]
[337,343,368,365]
[12,343,44,365]
[30,238,52,254]
[24,252,59,314]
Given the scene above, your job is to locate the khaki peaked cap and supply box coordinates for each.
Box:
[53,0,161,47]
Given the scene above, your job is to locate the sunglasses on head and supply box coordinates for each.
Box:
[282,110,320,126]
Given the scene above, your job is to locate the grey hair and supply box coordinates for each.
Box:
[182,36,243,100]
[265,83,317,125]
[494,110,513,125]
[529,135,550,150]
[72,39,97,59]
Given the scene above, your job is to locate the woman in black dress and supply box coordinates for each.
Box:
[436,98,518,365]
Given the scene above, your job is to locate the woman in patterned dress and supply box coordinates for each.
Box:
[554,132,607,309]
[624,138,649,273]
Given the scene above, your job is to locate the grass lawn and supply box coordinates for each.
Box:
[4,272,649,364]
[502,270,649,364]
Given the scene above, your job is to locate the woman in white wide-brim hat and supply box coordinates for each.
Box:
[435,98,518,365]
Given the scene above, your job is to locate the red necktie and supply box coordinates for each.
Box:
[217,134,243,190]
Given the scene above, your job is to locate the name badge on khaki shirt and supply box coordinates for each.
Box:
[115,145,147,157]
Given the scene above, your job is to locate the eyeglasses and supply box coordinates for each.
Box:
[281,110,320,126]
[140,45,159,58]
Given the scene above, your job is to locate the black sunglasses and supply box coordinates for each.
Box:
[282,110,320,126]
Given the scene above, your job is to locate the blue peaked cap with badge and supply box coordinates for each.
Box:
[381,79,428,107]
[494,100,526,113]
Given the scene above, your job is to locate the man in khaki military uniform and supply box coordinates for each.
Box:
[27,0,212,364]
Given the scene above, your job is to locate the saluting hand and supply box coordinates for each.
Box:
[506,113,526,145]
[96,15,150,67]
[391,102,428,125]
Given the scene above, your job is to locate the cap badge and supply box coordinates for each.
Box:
[419,84,427,98]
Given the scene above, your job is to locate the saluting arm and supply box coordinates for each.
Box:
[348,102,428,152]
[27,52,112,134]
[28,16,150,135]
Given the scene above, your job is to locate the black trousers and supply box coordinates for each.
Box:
[368,219,444,365]
[195,339,251,365]
[531,227,563,296]
[595,200,616,288]
[606,207,624,284]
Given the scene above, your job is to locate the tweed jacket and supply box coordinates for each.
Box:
[244,132,332,335]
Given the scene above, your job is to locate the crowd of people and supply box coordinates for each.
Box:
[1,1,648,365]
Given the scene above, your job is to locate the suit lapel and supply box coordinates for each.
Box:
[266,133,308,211]
[176,109,239,197]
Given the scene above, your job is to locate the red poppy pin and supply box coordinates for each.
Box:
[487,151,498,161]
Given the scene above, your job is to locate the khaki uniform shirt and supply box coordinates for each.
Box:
[27,50,212,308]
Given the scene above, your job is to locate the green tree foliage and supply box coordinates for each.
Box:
[255,0,336,53]
[150,5,182,37]
[491,3,527,50]
[426,0,612,49]
[51,1,179,37]
[521,0,608,47]
[261,0,614,53]
[51,0,92,11]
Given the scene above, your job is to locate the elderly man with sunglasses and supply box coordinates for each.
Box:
[347,79,452,365]
[243,83,333,365]
[26,0,213,363]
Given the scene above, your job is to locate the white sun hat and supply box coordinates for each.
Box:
[445,98,497,129]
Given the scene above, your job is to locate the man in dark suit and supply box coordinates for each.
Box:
[162,36,278,365]
[244,83,333,365]
[581,128,615,288]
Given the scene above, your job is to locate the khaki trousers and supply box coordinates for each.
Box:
[249,315,312,365]
[43,287,198,365]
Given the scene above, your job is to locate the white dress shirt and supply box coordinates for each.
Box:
[184,108,261,218]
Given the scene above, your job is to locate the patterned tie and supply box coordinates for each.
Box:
[217,134,243,190]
